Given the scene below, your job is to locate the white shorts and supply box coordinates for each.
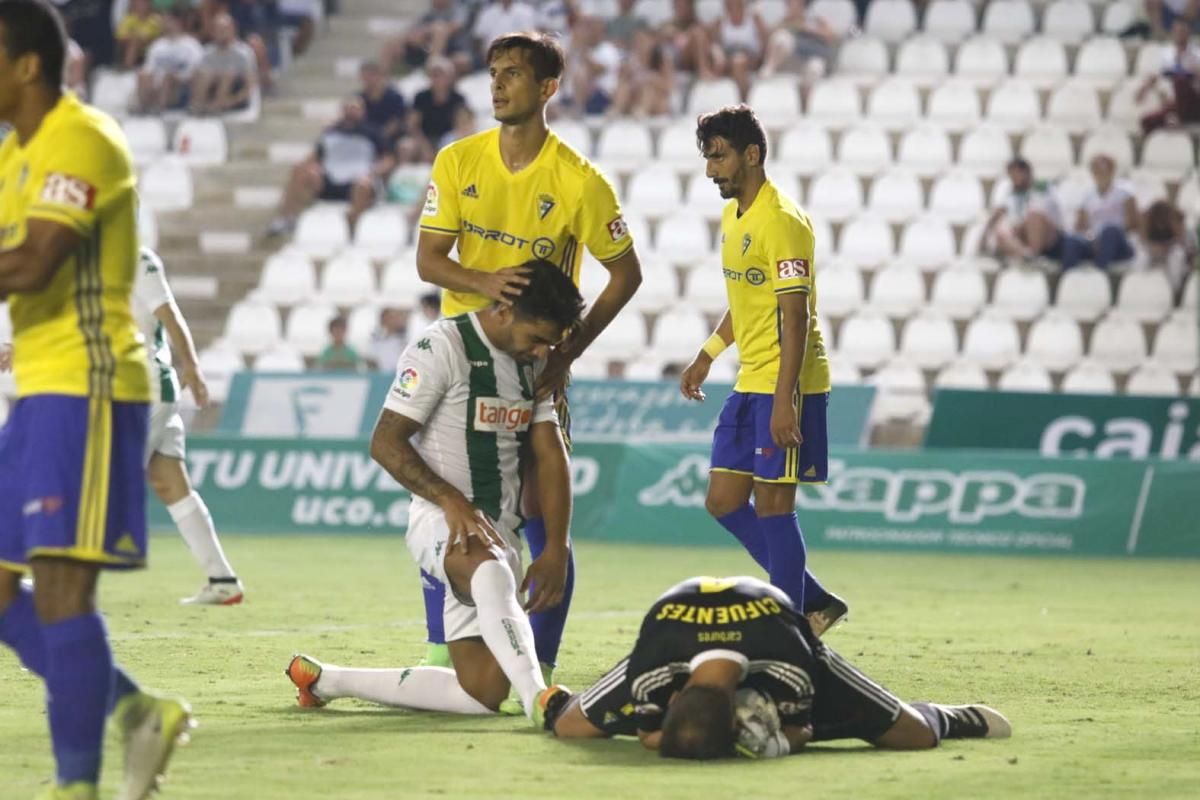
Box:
[405,502,524,642]
[145,401,187,465]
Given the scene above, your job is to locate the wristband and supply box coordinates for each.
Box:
[701,333,728,360]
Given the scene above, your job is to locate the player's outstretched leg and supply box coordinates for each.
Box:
[285,653,491,713]
[418,569,451,667]
[910,702,1012,743]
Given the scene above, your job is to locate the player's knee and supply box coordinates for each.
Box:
[704,490,741,519]
[553,699,605,739]
[455,663,509,711]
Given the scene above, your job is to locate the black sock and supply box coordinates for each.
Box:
[911,702,945,746]
[210,576,239,584]
[914,703,989,740]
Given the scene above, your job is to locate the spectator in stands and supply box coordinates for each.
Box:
[221,0,278,92]
[117,0,163,69]
[564,15,622,116]
[536,0,579,36]
[709,0,769,101]
[386,135,433,226]
[758,0,837,85]
[407,291,442,340]
[63,0,116,68]
[983,158,1064,264]
[607,0,649,49]
[438,104,477,149]
[1140,200,1197,289]
[410,56,467,160]
[315,316,364,372]
[359,60,408,145]
[473,0,538,66]
[190,12,258,114]
[368,308,409,371]
[138,10,205,113]
[65,39,89,99]
[610,27,675,117]
[1138,18,1200,133]
[267,96,393,236]
[658,0,713,79]
[276,0,318,56]
[381,0,473,75]
[1147,0,1200,38]
[1059,156,1139,270]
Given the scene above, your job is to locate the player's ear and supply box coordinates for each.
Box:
[540,77,560,103]
[15,51,41,87]
[746,143,761,168]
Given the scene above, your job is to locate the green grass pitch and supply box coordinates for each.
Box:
[3,535,1198,799]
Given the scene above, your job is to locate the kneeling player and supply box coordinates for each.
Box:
[285,260,579,723]
[542,576,1010,759]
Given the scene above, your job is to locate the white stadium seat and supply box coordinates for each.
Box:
[829,360,862,385]
[1042,0,1095,45]
[865,77,922,132]
[1055,265,1112,321]
[998,360,1054,392]
[955,35,1009,87]
[623,354,667,381]
[777,123,833,177]
[838,214,894,268]
[1104,79,1143,131]
[927,80,983,133]
[1046,81,1103,134]
[626,165,684,219]
[1152,313,1200,373]
[320,252,376,306]
[1178,172,1200,220]
[899,215,957,270]
[894,35,950,88]
[258,249,317,306]
[1182,270,1198,311]
[747,77,801,129]
[1101,1,1137,36]
[929,170,986,225]
[696,0,724,23]
[173,117,228,166]
[346,304,379,354]
[992,268,1050,322]
[683,170,729,221]
[1075,37,1129,88]
[650,308,709,362]
[870,262,926,318]
[808,167,863,222]
[91,69,136,115]
[809,213,835,261]
[1126,361,1181,396]
[633,0,673,26]
[867,168,923,223]
[931,266,987,319]
[294,206,350,259]
[924,0,977,44]
[1080,126,1135,172]
[961,312,1021,369]
[627,261,678,314]
[1025,311,1085,371]
[595,119,654,169]
[837,123,892,176]
[1013,37,1070,90]
[254,346,306,372]
[753,0,788,27]
[806,78,862,128]
[123,117,167,166]
[656,121,699,173]
[958,124,1013,176]
[553,117,593,157]
[1052,168,1093,218]
[137,200,159,250]
[981,0,1036,45]
[1192,372,1200,396]
[685,268,732,313]
[838,310,896,368]
[869,360,931,422]
[899,312,959,369]
[224,300,282,356]
[935,359,990,389]
[1116,270,1175,322]
[864,0,918,43]
[986,80,1041,133]
[380,254,430,304]
[686,78,741,116]
[1089,312,1148,372]
[836,36,890,86]
[655,212,714,266]
[197,341,243,402]
[809,0,858,36]
[285,301,338,357]
[1061,360,1117,394]
[897,124,954,177]
[1140,130,1195,181]
[816,264,866,317]
[353,206,409,260]
[1020,125,1075,179]
[1126,170,1168,211]
[139,156,193,213]
[1133,41,1165,77]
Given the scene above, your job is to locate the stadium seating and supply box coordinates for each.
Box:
[927,80,983,133]
[596,119,655,170]
[962,312,1021,369]
[808,0,857,36]
[955,36,1009,86]
[1089,313,1149,372]
[1116,270,1175,323]
[1026,311,1085,371]
[839,214,894,268]
[747,77,802,129]
[866,78,923,132]
[1043,0,1095,45]
[816,264,866,317]
[320,251,376,306]
[806,78,862,128]
[1140,131,1195,182]
[1061,360,1117,394]
[981,0,1036,45]
[894,36,950,88]
[777,124,834,177]
[1055,266,1112,322]
[173,118,228,166]
[838,124,892,176]
[1126,362,1181,397]
[650,308,709,362]
[998,360,1054,392]
[992,269,1050,322]
[929,170,985,225]
[1152,313,1200,373]
[285,301,338,357]
[1045,82,1103,135]
[958,124,1013,176]
[1075,37,1128,88]
[254,346,306,372]
[224,300,282,356]
[897,124,954,177]
[898,215,956,269]
[870,262,926,318]
[930,266,988,320]
[140,157,193,212]
[258,249,317,306]
[864,0,918,43]
[867,168,923,223]
[293,206,350,259]
[353,207,409,260]
[1013,38,1069,90]
[935,359,990,389]
[899,312,958,369]
[869,359,931,421]
[809,167,863,222]
[924,0,976,43]
[123,117,168,166]
[838,311,896,368]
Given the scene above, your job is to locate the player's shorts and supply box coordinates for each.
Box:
[710,391,829,483]
[405,501,524,642]
[576,655,639,737]
[144,401,186,465]
[809,644,903,743]
[0,395,149,572]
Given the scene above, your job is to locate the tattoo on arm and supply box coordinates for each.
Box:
[370,410,461,505]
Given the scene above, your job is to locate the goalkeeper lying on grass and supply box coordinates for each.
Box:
[537,576,1011,759]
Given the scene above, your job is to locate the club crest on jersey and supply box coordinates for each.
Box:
[474,397,533,433]
[537,194,556,219]
[776,258,810,280]
[741,234,752,256]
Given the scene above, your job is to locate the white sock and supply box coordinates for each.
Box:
[470,559,546,718]
[168,492,236,580]
[315,665,491,714]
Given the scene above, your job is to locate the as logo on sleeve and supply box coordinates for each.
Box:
[607,216,629,242]
[776,258,810,280]
[41,173,96,210]
[422,182,439,216]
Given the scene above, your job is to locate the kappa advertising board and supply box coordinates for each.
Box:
[150,438,1200,557]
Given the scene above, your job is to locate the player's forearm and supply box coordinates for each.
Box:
[370,414,467,508]
[160,304,201,371]
[774,302,808,403]
[415,247,486,295]
[562,252,642,359]
[694,309,733,364]
[532,426,572,552]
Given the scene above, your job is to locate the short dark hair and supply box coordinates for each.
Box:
[509,259,585,333]
[696,104,768,164]
[329,315,348,332]
[0,0,67,91]
[486,32,565,82]
[659,685,736,761]
[1007,157,1032,173]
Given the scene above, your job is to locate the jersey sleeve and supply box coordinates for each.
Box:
[577,169,634,264]
[764,213,816,297]
[382,332,456,425]
[418,146,461,237]
[133,248,174,312]
[27,120,135,237]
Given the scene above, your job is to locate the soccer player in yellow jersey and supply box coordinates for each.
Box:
[413,32,643,684]
[680,106,847,637]
[0,3,190,798]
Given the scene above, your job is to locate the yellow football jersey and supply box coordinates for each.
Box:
[719,179,831,396]
[419,127,633,316]
[0,93,148,401]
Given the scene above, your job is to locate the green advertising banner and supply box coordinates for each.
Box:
[925,390,1200,461]
[218,374,875,446]
[151,437,1200,557]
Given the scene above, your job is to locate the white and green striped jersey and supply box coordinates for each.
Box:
[382,313,557,534]
[132,247,180,404]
